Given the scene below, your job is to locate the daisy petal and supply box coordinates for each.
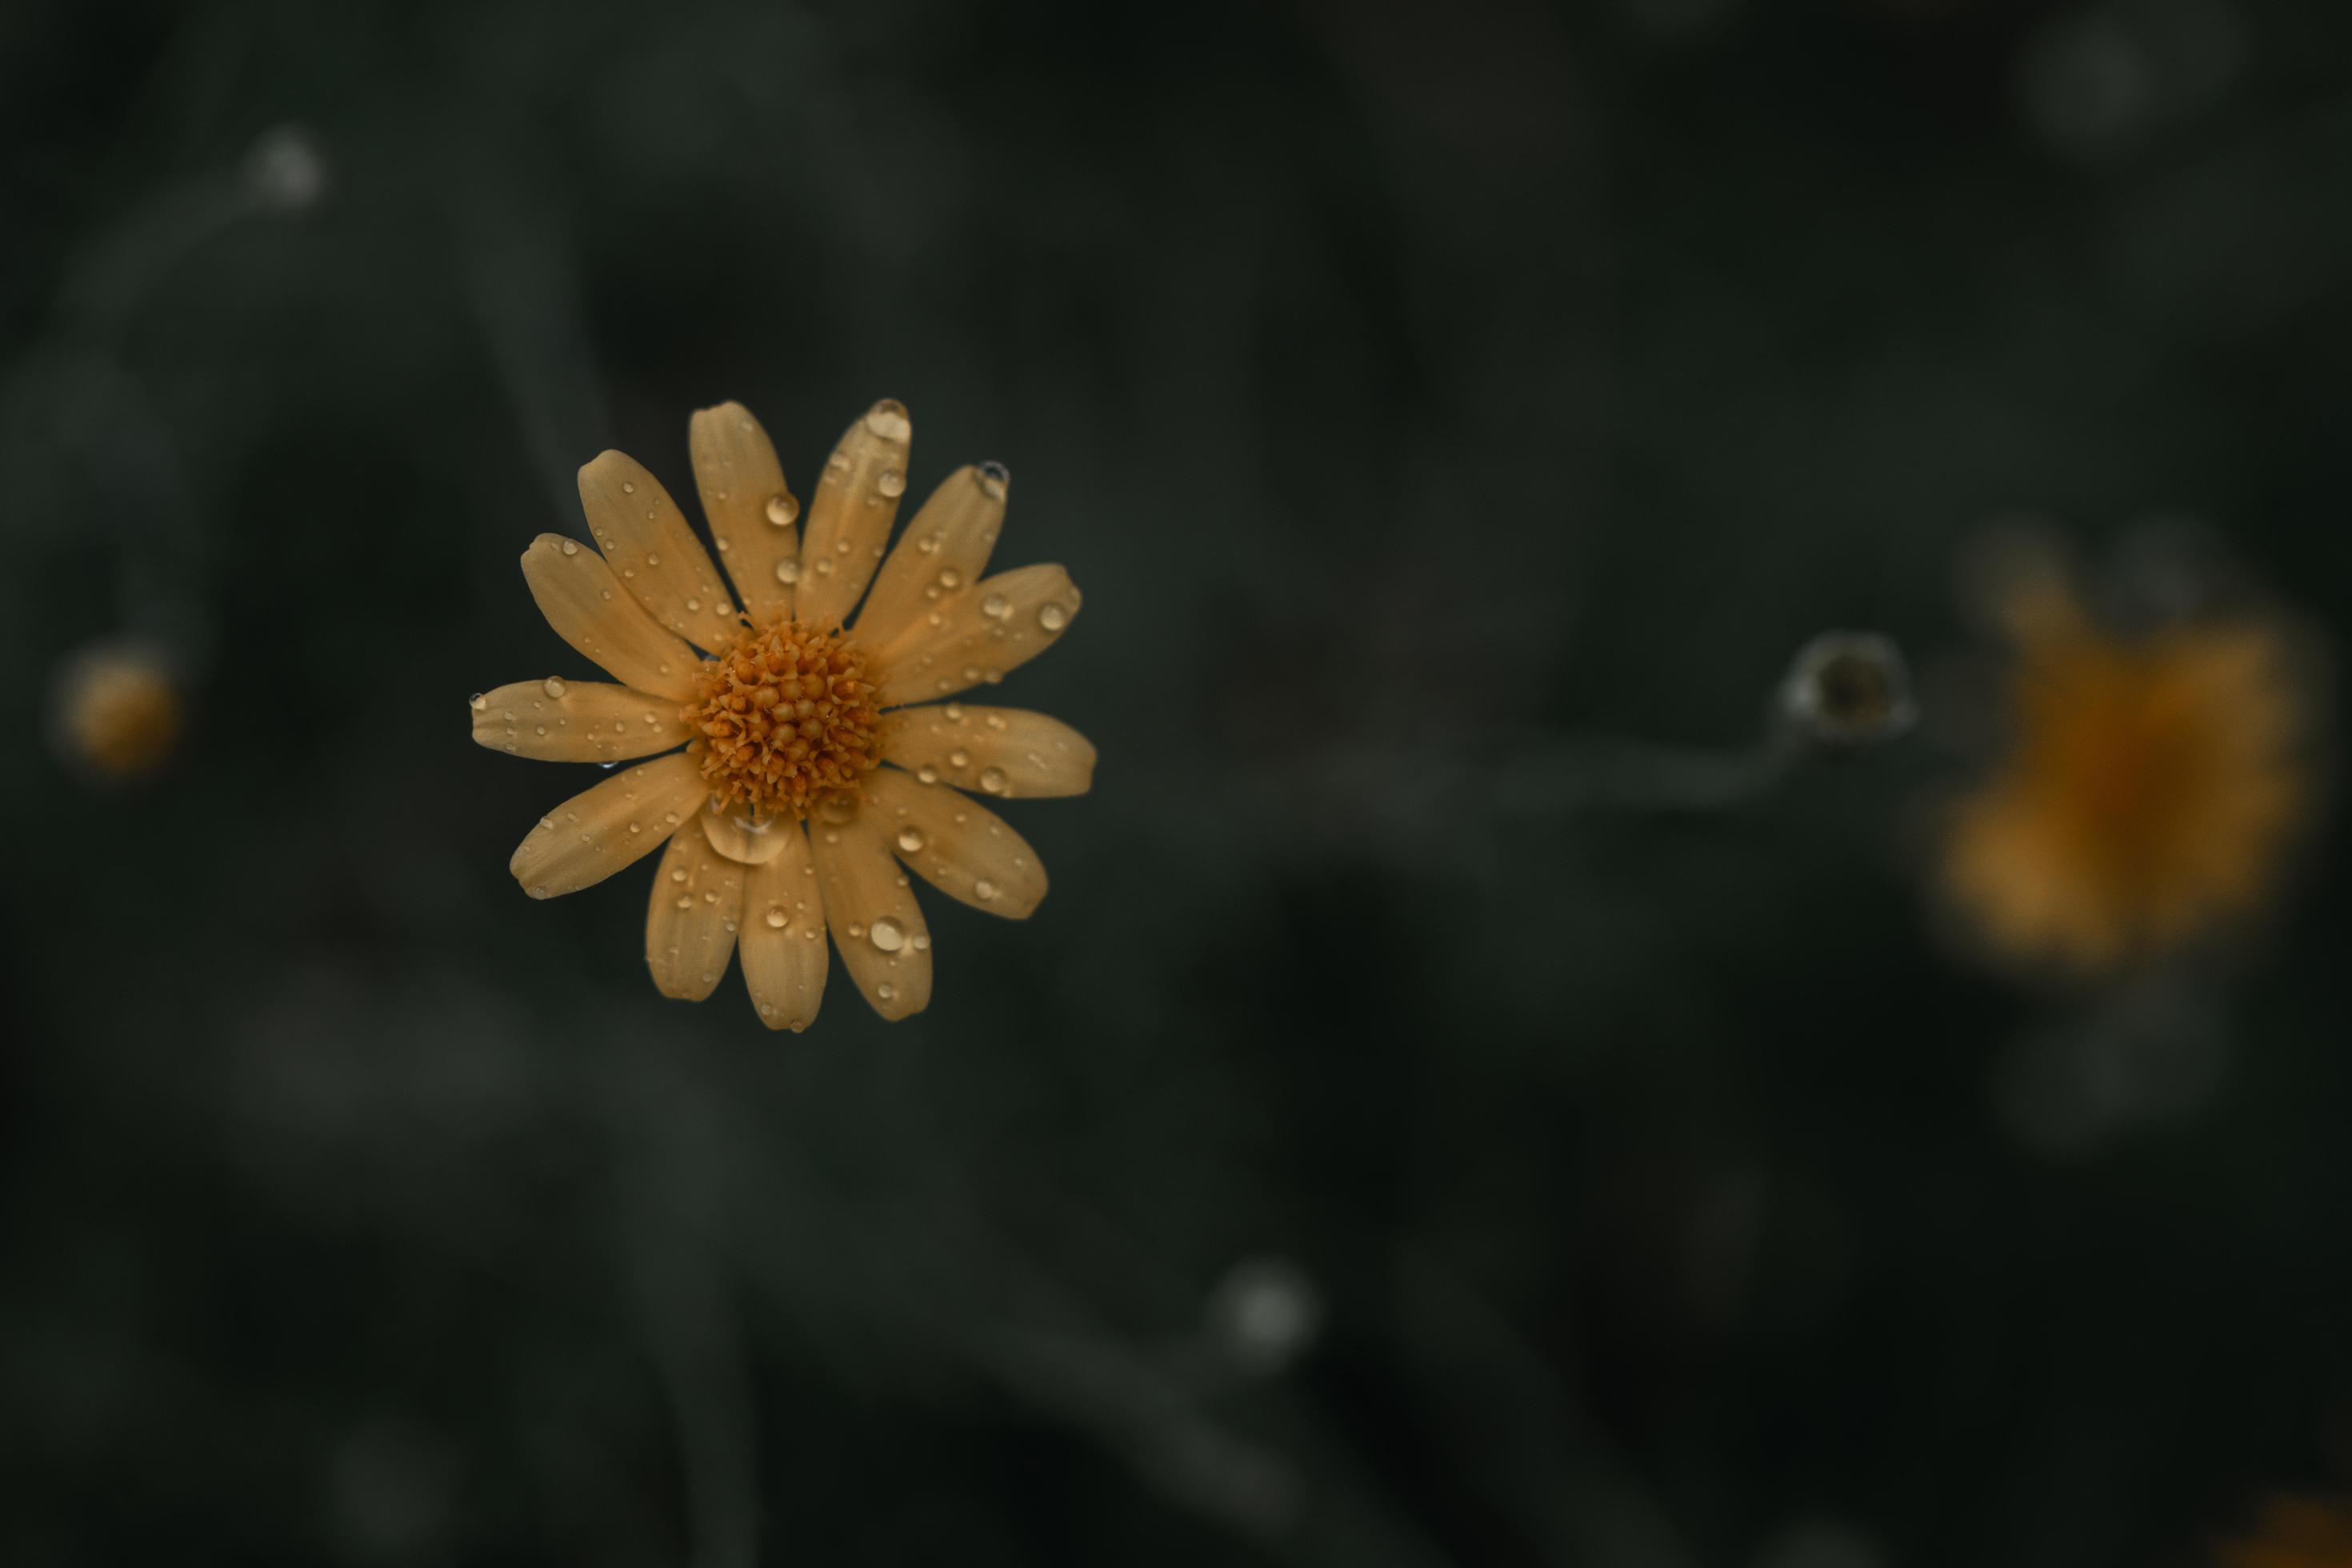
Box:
[520,535,702,701]
[879,704,1095,798]
[866,766,1048,918]
[690,402,799,625]
[577,450,745,652]
[806,801,931,1020]
[794,398,912,631]
[873,564,1081,707]
[645,826,743,1001]
[738,824,828,1030]
[509,753,708,900]
[854,464,1006,657]
[698,805,797,864]
[470,678,694,762]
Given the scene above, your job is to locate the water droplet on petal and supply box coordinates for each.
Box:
[469,692,488,711]
[877,468,906,498]
[870,917,906,953]
[897,826,926,853]
[543,676,566,698]
[765,906,788,929]
[561,540,579,556]
[621,480,636,494]
[982,594,1010,620]
[1038,602,1070,631]
[978,766,1008,794]
[974,879,998,902]
[766,493,799,526]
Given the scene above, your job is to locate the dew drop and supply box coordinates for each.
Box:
[948,749,970,768]
[469,692,488,711]
[864,400,911,441]
[916,764,939,784]
[775,558,802,585]
[869,917,906,953]
[877,982,897,1002]
[982,594,1011,620]
[765,906,788,929]
[1038,603,1069,631]
[543,676,566,698]
[976,461,1009,499]
[560,540,578,556]
[939,568,962,590]
[974,878,998,902]
[877,468,906,498]
[621,480,637,494]
[766,493,799,526]
[646,552,662,567]
[897,826,926,854]
[978,766,1008,794]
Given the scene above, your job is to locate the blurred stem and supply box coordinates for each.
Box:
[49,174,252,354]
[613,1105,759,1568]
[1495,725,1803,815]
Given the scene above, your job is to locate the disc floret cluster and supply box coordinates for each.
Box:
[689,619,882,820]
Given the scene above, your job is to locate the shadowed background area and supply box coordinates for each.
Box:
[5,0,2352,1563]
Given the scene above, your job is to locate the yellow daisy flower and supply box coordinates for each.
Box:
[470,398,1093,1029]
[1940,553,2310,975]
[2218,1496,2352,1567]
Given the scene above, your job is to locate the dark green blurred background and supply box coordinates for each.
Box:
[6,0,2352,1563]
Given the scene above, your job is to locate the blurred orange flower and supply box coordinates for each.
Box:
[1941,554,2311,975]
[51,642,182,782]
[2219,1496,2352,1567]
[470,398,1093,1030]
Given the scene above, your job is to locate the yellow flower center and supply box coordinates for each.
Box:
[686,618,884,820]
